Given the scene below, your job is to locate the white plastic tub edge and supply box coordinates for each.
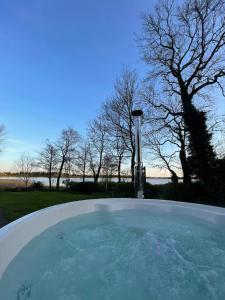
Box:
[1,198,225,280]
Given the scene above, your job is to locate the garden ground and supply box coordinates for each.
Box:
[0,191,112,226]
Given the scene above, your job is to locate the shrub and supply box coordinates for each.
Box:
[1,187,19,192]
[144,183,160,199]
[103,181,117,191]
[68,181,105,194]
[110,182,134,197]
[203,159,225,207]
[62,179,71,189]
[159,182,206,203]
[30,181,45,191]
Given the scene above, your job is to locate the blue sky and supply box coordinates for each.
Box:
[0,0,154,171]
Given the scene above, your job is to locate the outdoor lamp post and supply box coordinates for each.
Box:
[132,109,145,199]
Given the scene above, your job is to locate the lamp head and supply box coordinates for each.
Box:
[132,109,143,117]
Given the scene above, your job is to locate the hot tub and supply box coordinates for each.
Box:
[0,198,225,299]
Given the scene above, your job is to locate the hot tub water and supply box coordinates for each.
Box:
[0,209,225,300]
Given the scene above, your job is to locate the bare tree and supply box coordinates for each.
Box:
[140,0,225,184]
[207,114,225,158]
[102,67,138,181]
[15,153,35,189]
[120,167,132,182]
[87,117,108,183]
[38,140,58,189]
[108,135,127,183]
[55,127,80,189]
[63,155,74,179]
[142,86,191,183]
[76,141,90,182]
[145,132,180,183]
[101,154,117,189]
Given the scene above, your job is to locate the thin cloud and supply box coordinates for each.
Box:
[4,147,18,153]
[6,138,25,145]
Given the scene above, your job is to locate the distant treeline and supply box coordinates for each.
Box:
[0,171,133,179]
[0,172,173,180]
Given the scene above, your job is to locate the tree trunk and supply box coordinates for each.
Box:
[131,152,135,182]
[169,169,178,183]
[48,176,52,189]
[25,178,28,190]
[95,166,101,183]
[94,175,98,183]
[56,159,65,189]
[179,149,191,184]
[118,160,121,183]
[94,150,103,183]
[82,162,86,182]
[181,94,215,185]
[49,163,52,189]
[179,146,191,184]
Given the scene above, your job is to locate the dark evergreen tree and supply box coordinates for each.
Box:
[184,103,215,184]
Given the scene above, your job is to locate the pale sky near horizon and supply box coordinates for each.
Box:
[0,0,225,177]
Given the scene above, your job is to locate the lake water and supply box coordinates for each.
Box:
[0,176,179,186]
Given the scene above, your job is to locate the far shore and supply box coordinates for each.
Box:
[0,179,29,188]
[0,174,174,179]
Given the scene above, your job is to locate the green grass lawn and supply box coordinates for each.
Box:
[0,191,110,222]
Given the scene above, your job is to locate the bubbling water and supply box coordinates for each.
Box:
[1,209,225,300]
